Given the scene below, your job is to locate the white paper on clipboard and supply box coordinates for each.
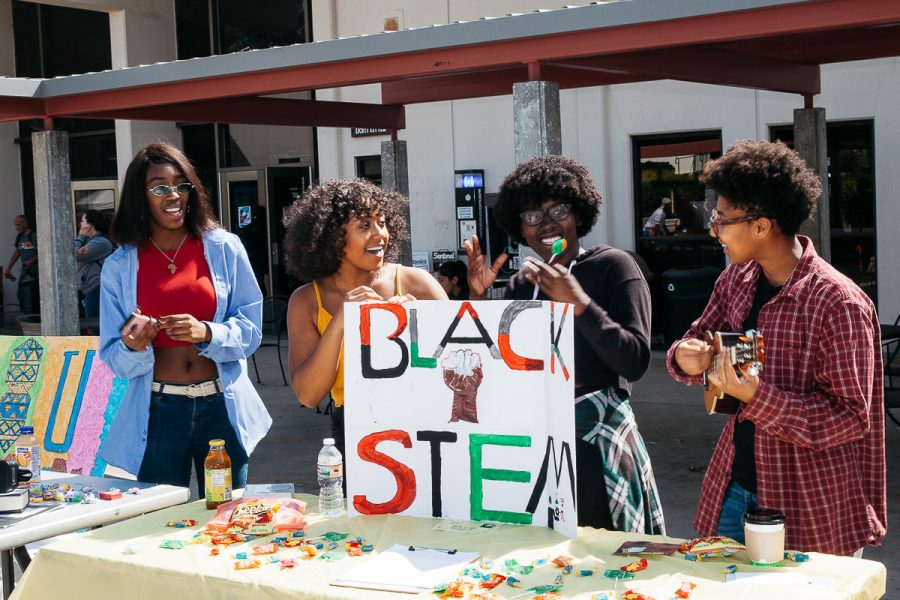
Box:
[331,543,480,594]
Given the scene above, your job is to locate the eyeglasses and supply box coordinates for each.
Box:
[147,183,194,197]
[520,203,572,227]
[708,208,762,235]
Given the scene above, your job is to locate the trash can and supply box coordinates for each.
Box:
[661,265,722,348]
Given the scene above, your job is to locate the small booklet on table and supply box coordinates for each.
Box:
[331,543,480,594]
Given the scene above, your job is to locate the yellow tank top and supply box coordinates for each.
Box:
[313,265,404,408]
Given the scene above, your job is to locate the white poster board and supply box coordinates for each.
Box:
[344,300,577,537]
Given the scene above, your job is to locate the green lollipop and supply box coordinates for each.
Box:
[550,238,567,259]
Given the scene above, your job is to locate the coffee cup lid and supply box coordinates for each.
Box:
[744,508,785,525]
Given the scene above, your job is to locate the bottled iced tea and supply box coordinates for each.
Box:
[204,439,232,509]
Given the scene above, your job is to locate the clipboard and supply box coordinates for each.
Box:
[331,543,480,594]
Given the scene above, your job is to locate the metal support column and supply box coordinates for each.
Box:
[32,129,79,335]
[793,107,830,262]
[381,138,412,266]
[512,80,561,163]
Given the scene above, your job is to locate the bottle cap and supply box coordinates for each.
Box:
[744,508,785,526]
[19,426,34,435]
[323,438,335,445]
[209,439,225,447]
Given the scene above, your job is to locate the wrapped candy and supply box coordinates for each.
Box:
[551,555,573,568]
[674,581,697,599]
[166,519,198,528]
[479,573,506,589]
[234,559,261,570]
[621,558,648,573]
[603,568,634,580]
[252,544,278,555]
[679,536,744,558]
[784,551,809,562]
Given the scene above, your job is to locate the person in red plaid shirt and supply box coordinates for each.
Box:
[667,140,886,556]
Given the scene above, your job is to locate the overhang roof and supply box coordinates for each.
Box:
[1,0,899,128]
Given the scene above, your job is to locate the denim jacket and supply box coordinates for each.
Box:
[99,228,272,475]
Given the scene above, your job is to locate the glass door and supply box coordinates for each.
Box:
[265,166,311,296]
[220,169,270,296]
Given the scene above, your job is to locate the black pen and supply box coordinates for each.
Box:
[408,545,457,555]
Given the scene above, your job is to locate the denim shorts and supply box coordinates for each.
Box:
[138,384,248,498]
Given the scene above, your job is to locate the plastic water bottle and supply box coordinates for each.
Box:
[317,438,344,517]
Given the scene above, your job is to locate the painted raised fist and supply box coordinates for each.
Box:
[442,349,484,423]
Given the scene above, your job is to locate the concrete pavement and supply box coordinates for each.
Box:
[248,342,898,596]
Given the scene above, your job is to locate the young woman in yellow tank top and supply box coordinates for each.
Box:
[283,179,447,456]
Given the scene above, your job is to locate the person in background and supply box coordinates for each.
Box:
[75,210,114,319]
[283,179,447,458]
[642,197,672,236]
[435,260,469,300]
[465,155,664,534]
[667,140,886,556]
[4,215,40,315]
[99,141,270,497]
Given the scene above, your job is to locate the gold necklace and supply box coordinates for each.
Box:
[149,233,189,275]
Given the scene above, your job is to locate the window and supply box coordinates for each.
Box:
[176,0,311,59]
[355,155,382,186]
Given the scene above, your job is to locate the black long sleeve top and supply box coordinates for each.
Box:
[505,245,652,394]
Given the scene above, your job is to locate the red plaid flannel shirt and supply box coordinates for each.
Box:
[666,237,886,555]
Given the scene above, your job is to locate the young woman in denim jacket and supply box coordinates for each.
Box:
[99,142,270,496]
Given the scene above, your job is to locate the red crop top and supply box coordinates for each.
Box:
[136,235,216,347]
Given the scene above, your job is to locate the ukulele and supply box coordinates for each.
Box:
[702,330,765,415]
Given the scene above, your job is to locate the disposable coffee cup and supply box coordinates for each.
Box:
[744,508,785,566]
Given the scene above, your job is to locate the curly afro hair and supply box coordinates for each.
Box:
[494,155,600,244]
[700,140,821,236]
[282,178,410,281]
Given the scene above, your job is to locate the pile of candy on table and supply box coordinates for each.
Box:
[28,482,142,504]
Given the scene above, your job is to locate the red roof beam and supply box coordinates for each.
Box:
[0,96,46,122]
[555,46,820,96]
[64,96,405,129]
[382,65,650,105]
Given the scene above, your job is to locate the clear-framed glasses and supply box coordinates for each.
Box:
[708,208,762,235]
[520,203,572,227]
[147,183,194,197]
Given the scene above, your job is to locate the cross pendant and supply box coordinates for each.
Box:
[167,263,177,275]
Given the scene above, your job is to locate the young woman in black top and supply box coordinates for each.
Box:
[465,155,664,534]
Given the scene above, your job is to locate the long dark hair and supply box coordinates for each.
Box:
[109,142,217,246]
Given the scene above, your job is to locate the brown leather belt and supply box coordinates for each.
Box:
[151,378,223,398]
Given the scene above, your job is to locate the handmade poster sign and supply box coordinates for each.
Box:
[0,335,126,477]
[344,300,577,537]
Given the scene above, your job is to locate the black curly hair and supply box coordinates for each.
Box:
[282,178,410,281]
[700,140,821,236]
[494,155,600,244]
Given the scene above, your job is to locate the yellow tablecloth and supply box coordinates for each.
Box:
[11,495,885,600]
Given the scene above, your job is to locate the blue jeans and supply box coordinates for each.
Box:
[83,288,100,318]
[138,389,248,498]
[716,480,758,543]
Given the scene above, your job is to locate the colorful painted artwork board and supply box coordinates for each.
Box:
[0,336,127,477]
[344,300,577,537]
